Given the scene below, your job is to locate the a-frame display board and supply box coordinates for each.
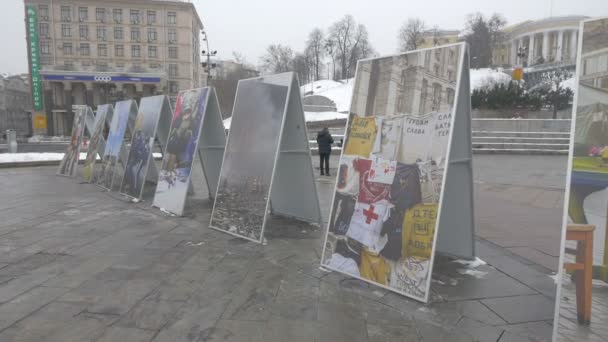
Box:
[57,106,87,177]
[210,72,322,243]
[320,42,474,303]
[81,104,112,183]
[96,99,137,191]
[119,95,172,200]
[152,87,225,216]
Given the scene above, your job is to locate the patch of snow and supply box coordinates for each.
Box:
[301,78,354,112]
[470,68,512,93]
[561,77,576,91]
[0,152,162,164]
[452,257,486,268]
[457,269,488,278]
[305,111,349,122]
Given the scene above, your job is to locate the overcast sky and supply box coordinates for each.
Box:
[2,0,607,74]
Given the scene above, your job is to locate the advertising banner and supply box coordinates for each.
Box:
[321,44,465,302]
[97,100,134,190]
[26,5,43,112]
[82,105,110,183]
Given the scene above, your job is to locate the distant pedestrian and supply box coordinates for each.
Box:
[317,127,334,176]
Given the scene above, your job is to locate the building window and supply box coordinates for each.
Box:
[131,27,140,41]
[148,46,158,58]
[80,43,90,56]
[130,10,141,24]
[148,28,157,42]
[40,41,50,55]
[78,7,88,22]
[39,5,49,19]
[39,23,49,38]
[167,12,177,25]
[61,6,71,22]
[147,10,156,24]
[446,88,455,106]
[168,29,177,43]
[168,46,178,59]
[98,44,107,57]
[114,27,123,40]
[132,45,141,58]
[169,81,178,93]
[63,43,73,55]
[61,24,71,37]
[97,26,106,41]
[115,44,124,57]
[113,9,122,23]
[96,8,106,22]
[168,64,178,77]
[79,25,88,39]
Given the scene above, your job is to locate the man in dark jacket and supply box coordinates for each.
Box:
[316,127,334,176]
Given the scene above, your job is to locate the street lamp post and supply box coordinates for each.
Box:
[201,30,217,86]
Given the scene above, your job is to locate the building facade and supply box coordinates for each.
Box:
[419,29,460,49]
[0,75,32,136]
[24,0,204,135]
[493,16,588,68]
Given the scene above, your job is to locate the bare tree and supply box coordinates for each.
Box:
[305,28,325,81]
[232,51,246,64]
[328,15,373,79]
[463,12,507,68]
[260,44,294,74]
[325,38,337,80]
[430,25,441,46]
[398,18,426,51]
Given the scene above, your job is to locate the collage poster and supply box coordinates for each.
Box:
[322,44,462,301]
[97,100,131,190]
[153,88,209,216]
[57,106,86,177]
[81,105,110,183]
[210,74,290,242]
[120,96,164,199]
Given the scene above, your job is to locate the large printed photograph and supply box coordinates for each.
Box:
[210,74,291,242]
[321,45,462,301]
[81,105,109,183]
[153,88,208,215]
[57,106,86,177]
[555,18,608,341]
[120,96,164,199]
[97,100,132,190]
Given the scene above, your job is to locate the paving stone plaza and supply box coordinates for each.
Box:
[0,154,568,341]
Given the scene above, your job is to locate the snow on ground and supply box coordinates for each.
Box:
[0,152,162,163]
[301,79,354,113]
[561,76,576,91]
[470,68,512,93]
[222,109,349,129]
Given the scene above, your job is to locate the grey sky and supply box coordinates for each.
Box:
[2,0,608,74]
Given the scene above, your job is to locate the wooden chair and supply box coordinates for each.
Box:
[564,224,595,325]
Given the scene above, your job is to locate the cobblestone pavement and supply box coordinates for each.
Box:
[555,277,608,342]
[0,155,564,341]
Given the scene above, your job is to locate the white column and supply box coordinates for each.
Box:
[511,39,517,66]
[556,30,564,62]
[542,31,549,61]
[527,34,535,66]
[570,30,578,62]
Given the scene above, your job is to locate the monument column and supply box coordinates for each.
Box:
[556,30,565,62]
[570,30,578,62]
[542,31,549,61]
[527,34,535,66]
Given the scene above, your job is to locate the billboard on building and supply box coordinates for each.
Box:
[321,44,465,302]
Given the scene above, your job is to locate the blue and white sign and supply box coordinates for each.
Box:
[42,74,162,83]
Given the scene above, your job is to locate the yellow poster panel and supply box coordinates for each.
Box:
[344,116,377,158]
[360,248,390,285]
[33,113,47,130]
[402,203,438,259]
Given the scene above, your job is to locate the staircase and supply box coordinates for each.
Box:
[472,130,570,154]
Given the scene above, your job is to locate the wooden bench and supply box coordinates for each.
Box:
[564,224,594,325]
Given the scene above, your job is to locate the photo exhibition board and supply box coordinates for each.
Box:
[554,17,608,338]
[320,43,470,303]
[119,95,171,200]
[57,106,87,177]
[152,88,211,216]
[82,104,111,183]
[195,88,226,200]
[210,73,292,242]
[96,100,137,190]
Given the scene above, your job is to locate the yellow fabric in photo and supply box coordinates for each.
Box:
[344,116,377,158]
[402,203,438,259]
[360,249,390,285]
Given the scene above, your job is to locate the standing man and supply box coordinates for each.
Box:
[317,127,334,176]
